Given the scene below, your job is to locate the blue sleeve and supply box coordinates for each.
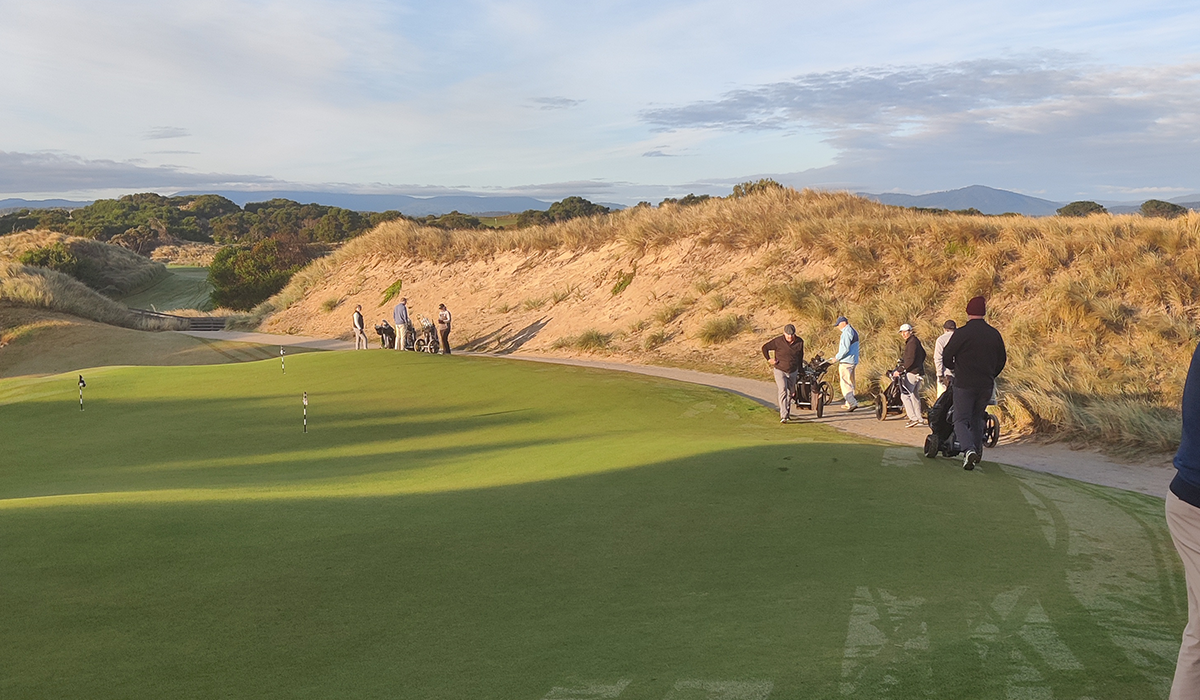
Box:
[1175,343,1200,477]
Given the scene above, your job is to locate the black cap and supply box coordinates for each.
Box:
[943,319,957,330]
[783,324,796,335]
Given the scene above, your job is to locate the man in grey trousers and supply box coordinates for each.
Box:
[762,324,804,423]
[352,305,369,350]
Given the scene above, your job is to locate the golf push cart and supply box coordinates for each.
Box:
[791,353,834,418]
[923,386,1001,458]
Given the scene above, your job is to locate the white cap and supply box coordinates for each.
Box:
[899,323,913,332]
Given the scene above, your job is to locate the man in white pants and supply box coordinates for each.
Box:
[933,319,956,399]
[352,304,369,350]
[832,316,860,411]
[893,323,927,428]
[393,297,410,351]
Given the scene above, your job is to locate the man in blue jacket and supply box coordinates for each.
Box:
[832,316,860,411]
[1168,342,1200,697]
[393,297,411,351]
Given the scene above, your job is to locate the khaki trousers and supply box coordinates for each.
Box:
[1169,491,1200,699]
[395,324,408,351]
[354,328,369,350]
[838,363,858,408]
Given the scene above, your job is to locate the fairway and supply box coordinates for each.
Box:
[0,352,1186,699]
[115,266,214,311]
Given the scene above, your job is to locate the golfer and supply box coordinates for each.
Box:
[762,324,804,423]
[437,303,452,355]
[941,296,1006,470]
[933,319,957,399]
[352,304,369,350]
[393,297,411,351]
[893,323,927,428]
[832,316,860,411]
[1169,341,1200,698]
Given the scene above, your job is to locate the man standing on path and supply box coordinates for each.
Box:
[832,316,860,411]
[933,319,957,399]
[762,324,804,423]
[352,304,369,350]
[1167,341,1200,698]
[894,324,927,428]
[437,303,452,355]
[393,297,410,351]
[942,296,1006,470]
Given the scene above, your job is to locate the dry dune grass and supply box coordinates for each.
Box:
[0,263,184,331]
[0,230,166,296]
[254,188,1200,451]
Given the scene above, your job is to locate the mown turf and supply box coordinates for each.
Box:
[0,352,1186,699]
[115,265,213,311]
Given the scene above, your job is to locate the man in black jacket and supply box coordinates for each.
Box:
[942,296,1007,470]
[762,324,804,423]
[893,324,927,428]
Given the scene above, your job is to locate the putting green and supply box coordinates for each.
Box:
[0,352,1186,698]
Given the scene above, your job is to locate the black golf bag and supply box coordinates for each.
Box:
[923,389,961,458]
[374,321,396,349]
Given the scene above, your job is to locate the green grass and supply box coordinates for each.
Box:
[0,352,1185,698]
[115,266,214,312]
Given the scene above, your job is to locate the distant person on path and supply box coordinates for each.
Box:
[762,324,804,423]
[1167,341,1200,698]
[893,324,927,428]
[352,304,369,350]
[942,296,1006,470]
[437,303,452,355]
[393,297,411,351]
[832,316,860,411]
[933,319,957,399]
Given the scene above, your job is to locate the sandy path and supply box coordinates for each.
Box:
[180,330,1175,498]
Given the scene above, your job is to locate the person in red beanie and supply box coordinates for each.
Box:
[941,296,1006,470]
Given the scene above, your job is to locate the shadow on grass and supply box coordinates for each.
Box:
[0,441,1184,699]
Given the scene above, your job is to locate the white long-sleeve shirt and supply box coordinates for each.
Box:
[934,330,954,377]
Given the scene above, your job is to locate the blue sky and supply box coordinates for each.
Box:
[2,0,1199,203]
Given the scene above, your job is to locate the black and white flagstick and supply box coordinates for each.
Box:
[78,375,86,411]
[302,391,308,433]
[281,346,286,374]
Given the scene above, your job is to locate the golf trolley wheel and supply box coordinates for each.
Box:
[815,391,824,418]
[923,433,939,458]
[819,381,832,407]
[875,395,886,421]
[984,413,1000,448]
[414,337,428,352]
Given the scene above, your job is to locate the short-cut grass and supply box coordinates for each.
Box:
[0,352,1184,698]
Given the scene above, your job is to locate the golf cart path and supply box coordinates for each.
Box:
[181,330,1174,498]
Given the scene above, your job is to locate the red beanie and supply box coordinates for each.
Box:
[966,296,986,316]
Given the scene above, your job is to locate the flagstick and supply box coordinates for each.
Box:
[78,375,85,411]
[281,346,286,374]
[303,392,308,433]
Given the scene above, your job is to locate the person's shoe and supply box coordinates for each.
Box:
[847,405,858,412]
[780,416,789,423]
[963,450,980,471]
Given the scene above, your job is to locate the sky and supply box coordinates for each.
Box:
[2,0,1200,204]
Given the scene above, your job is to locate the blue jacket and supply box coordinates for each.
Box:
[393,302,410,327]
[1173,343,1200,505]
[833,325,860,365]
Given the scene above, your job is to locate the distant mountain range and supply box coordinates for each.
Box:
[4,186,1198,218]
[860,185,1200,216]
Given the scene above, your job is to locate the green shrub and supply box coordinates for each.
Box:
[381,279,404,304]
[698,314,746,344]
[611,269,635,296]
[1057,201,1108,217]
[208,239,309,311]
[654,298,693,324]
[18,242,79,278]
[522,297,546,311]
[1141,199,1188,219]
[552,329,612,351]
[320,297,340,313]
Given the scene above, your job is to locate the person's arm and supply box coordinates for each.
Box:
[933,338,945,377]
[994,332,1007,377]
[901,337,916,372]
[762,339,775,363]
[832,328,850,362]
[941,332,962,371]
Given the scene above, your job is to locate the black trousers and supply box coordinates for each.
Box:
[953,385,991,455]
[438,325,451,354]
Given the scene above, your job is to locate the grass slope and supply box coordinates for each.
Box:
[0,306,306,378]
[0,352,1184,698]
[115,265,214,312]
